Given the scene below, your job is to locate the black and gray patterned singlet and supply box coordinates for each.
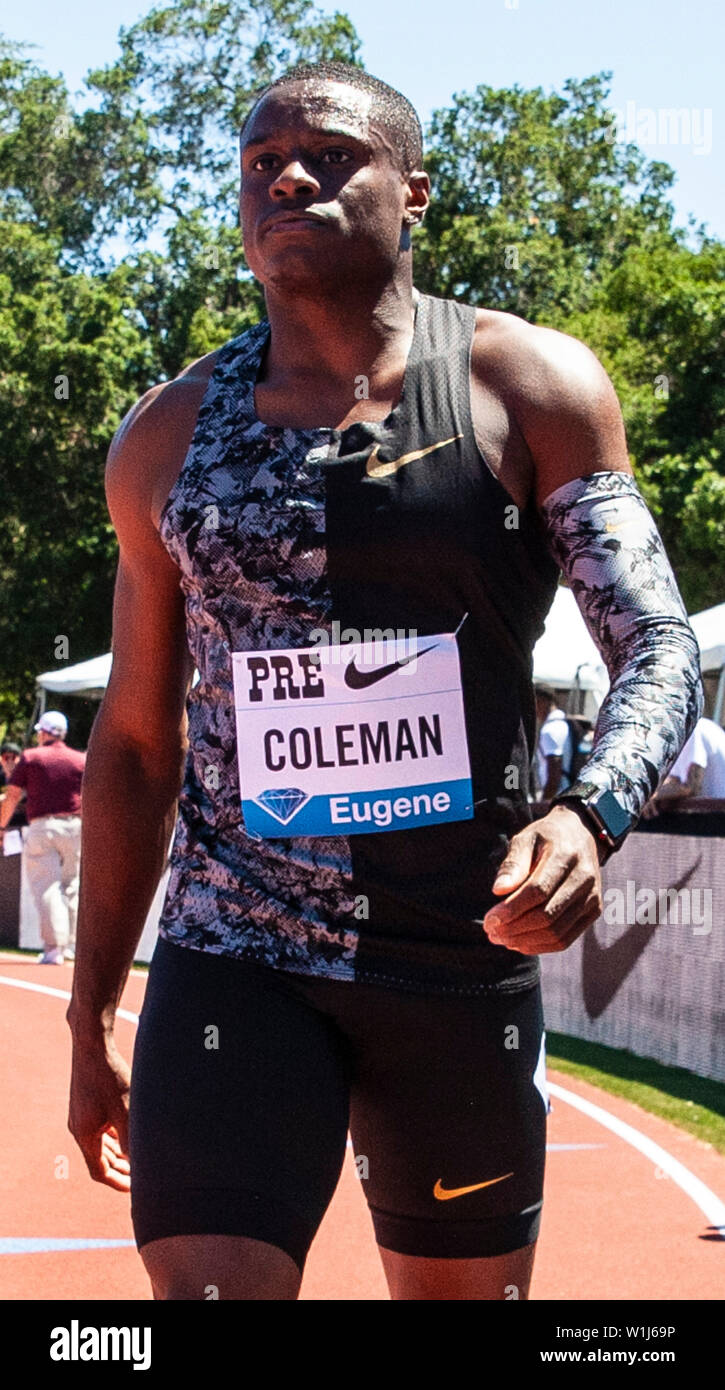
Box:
[156,293,560,994]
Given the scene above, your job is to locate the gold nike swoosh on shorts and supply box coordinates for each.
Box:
[365,433,463,479]
[433,1173,514,1201]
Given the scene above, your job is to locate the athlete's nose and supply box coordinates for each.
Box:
[269,160,320,200]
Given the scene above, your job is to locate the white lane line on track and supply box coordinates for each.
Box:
[548,1080,725,1237]
[0,974,138,1025]
[2,974,724,1237]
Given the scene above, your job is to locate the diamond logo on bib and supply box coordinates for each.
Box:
[232,633,473,837]
[254,787,310,825]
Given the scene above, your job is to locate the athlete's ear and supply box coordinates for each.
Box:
[404,170,430,227]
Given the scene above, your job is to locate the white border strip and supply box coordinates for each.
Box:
[1,975,723,1236]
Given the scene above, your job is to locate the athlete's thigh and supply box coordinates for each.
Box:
[129,937,351,1292]
[347,981,547,1300]
[140,1233,302,1301]
[377,1237,537,1301]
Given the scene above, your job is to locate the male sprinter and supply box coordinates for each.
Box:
[66,63,702,1300]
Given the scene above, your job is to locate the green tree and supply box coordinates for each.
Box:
[0,41,113,260]
[0,218,153,732]
[415,74,676,318]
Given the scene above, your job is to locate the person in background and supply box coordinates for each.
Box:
[534,685,573,799]
[652,716,725,808]
[0,742,27,830]
[0,712,85,964]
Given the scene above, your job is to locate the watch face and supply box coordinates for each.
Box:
[592,790,631,840]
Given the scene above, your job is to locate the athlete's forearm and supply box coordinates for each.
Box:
[541,472,703,821]
[67,714,185,1039]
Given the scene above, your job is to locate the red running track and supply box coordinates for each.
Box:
[1,956,723,1301]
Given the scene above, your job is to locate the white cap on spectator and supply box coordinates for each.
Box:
[34,711,68,738]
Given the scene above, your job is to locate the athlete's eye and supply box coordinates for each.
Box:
[250,154,279,172]
[320,148,354,164]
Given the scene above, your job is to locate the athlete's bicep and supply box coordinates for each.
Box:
[509,326,632,509]
[101,406,193,748]
[105,551,192,744]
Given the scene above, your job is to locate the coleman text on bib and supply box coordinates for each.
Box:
[231,634,473,837]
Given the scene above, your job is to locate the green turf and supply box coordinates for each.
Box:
[547,1031,725,1155]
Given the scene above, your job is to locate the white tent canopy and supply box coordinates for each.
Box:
[36,652,112,700]
[532,586,608,704]
[689,603,725,672]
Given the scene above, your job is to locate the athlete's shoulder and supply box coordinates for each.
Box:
[107,348,220,467]
[468,306,631,503]
[103,349,220,542]
[107,319,267,470]
[470,307,611,409]
[106,334,238,527]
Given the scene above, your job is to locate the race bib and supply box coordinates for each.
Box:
[231,633,473,837]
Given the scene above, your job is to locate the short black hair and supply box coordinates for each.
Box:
[241,61,423,173]
[1,742,21,756]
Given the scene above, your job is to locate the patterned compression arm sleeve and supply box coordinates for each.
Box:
[540,471,704,821]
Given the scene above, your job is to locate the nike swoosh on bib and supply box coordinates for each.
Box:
[433,1173,514,1201]
[365,433,463,479]
[343,642,439,690]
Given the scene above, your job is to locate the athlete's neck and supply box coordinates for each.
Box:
[256,275,417,428]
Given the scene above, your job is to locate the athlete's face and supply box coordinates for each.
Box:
[239,82,428,292]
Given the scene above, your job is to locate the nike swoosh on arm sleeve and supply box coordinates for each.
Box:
[540,471,704,821]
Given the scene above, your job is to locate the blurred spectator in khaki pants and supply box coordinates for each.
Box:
[0,712,85,964]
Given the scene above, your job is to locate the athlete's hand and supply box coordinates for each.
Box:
[482,806,603,954]
[68,1034,132,1191]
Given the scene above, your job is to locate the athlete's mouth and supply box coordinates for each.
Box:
[264,211,330,233]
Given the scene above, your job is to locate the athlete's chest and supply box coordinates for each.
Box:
[181,412,499,565]
[163,307,537,602]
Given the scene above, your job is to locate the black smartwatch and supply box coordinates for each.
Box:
[550,782,634,861]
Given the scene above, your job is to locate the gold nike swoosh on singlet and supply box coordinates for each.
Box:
[433,1172,514,1201]
[365,433,463,479]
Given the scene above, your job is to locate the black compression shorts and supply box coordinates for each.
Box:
[129,937,548,1272]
